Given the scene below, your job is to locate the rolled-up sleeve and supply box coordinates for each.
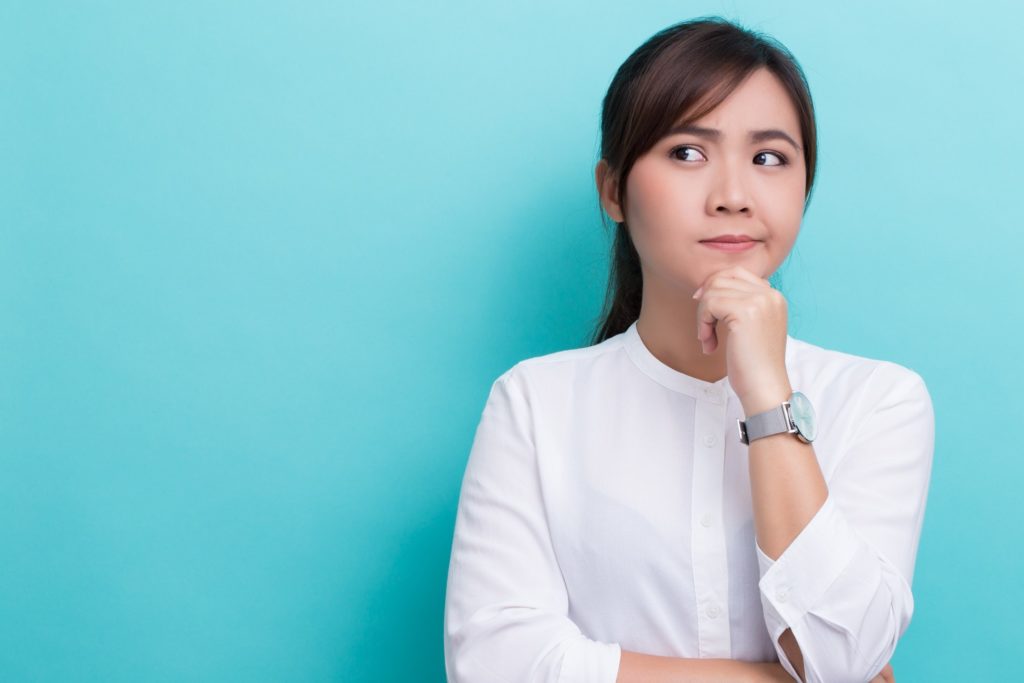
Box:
[755,363,935,683]
[444,368,622,683]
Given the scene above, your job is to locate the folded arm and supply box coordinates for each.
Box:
[746,364,934,683]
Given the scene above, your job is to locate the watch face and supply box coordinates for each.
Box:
[789,391,817,442]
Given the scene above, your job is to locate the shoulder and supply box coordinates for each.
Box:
[787,334,932,412]
[490,331,628,393]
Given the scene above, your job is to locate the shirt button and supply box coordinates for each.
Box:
[706,603,720,618]
[700,513,713,527]
[703,434,716,447]
[776,588,789,603]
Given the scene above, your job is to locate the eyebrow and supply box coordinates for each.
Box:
[667,124,802,152]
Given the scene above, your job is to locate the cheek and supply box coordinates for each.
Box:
[624,178,705,282]
[625,166,701,249]
[780,172,808,224]
[757,181,805,239]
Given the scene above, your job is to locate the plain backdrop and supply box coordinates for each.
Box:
[2,1,1021,680]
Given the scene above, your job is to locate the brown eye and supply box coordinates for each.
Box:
[670,145,707,162]
[755,151,787,166]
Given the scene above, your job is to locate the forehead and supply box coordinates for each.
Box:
[686,68,800,133]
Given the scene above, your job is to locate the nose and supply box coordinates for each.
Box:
[707,158,751,215]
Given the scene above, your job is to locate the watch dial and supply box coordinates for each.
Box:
[789,391,817,442]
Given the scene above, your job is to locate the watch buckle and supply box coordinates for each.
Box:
[736,418,748,445]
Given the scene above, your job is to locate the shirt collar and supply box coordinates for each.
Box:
[622,319,794,404]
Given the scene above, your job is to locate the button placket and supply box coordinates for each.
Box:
[691,393,731,657]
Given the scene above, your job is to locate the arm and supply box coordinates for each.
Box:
[744,363,934,683]
[776,628,805,681]
[744,367,825,683]
[444,370,620,682]
[444,368,850,683]
[616,651,791,683]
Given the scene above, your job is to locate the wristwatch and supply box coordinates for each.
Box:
[737,391,817,445]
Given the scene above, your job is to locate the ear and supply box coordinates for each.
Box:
[595,159,624,223]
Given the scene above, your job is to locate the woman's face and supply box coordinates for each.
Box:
[600,67,807,293]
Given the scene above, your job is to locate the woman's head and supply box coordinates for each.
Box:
[590,16,818,344]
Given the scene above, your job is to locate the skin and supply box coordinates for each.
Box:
[596,67,896,683]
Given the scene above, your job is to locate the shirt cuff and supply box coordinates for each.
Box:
[557,639,622,683]
[755,494,864,632]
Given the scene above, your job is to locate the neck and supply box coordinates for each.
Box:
[635,281,730,384]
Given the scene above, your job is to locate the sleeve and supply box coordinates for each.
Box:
[754,363,935,683]
[443,369,623,683]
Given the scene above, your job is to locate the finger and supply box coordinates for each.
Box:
[694,274,761,298]
[698,314,716,352]
[723,265,772,288]
[696,289,755,354]
[695,291,748,324]
[694,267,766,296]
[693,278,772,353]
[696,285,750,299]
[696,295,720,352]
[696,300,738,354]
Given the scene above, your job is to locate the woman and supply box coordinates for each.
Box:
[444,16,932,683]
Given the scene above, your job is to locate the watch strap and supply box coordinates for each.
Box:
[737,402,793,445]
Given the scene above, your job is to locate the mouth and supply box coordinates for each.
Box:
[700,233,760,243]
[699,239,760,253]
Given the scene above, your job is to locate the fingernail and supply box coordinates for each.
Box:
[692,287,703,299]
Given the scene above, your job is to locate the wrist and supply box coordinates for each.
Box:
[740,381,792,416]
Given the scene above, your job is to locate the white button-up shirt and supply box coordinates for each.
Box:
[444,320,935,683]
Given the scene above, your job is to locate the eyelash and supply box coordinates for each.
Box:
[669,145,789,166]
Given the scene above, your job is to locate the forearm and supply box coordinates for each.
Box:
[745,380,828,560]
[615,650,760,683]
[744,378,826,683]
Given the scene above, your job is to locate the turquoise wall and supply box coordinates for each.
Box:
[3,1,1020,680]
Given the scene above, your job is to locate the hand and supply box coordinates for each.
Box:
[872,662,896,683]
[691,265,790,413]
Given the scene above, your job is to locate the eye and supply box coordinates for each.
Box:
[669,145,707,163]
[755,151,788,167]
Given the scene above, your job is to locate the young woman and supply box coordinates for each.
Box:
[444,16,933,683]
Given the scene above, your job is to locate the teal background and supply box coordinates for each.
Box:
[2,1,1020,680]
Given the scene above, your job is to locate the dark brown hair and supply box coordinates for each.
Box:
[589,16,819,345]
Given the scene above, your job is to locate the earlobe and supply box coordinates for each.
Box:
[595,159,624,223]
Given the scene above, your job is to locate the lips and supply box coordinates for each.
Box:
[700,234,759,243]
[700,236,760,253]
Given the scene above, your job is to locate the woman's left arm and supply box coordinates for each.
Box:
[693,265,934,683]
[745,363,934,683]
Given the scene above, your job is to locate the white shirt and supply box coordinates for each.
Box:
[444,320,935,683]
